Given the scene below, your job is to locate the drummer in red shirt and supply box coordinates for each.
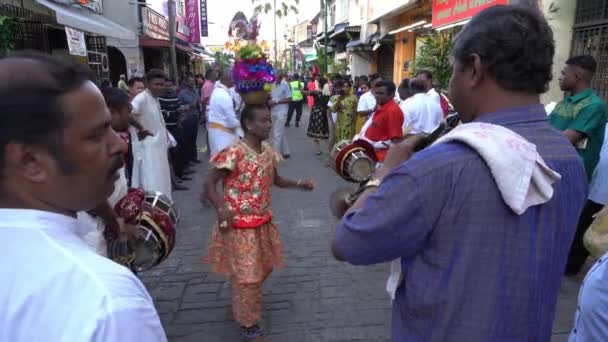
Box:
[359,80,404,163]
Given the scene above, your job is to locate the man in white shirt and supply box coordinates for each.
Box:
[207,69,240,157]
[416,69,441,103]
[356,81,377,134]
[130,69,172,199]
[398,78,444,135]
[270,73,293,158]
[0,52,166,342]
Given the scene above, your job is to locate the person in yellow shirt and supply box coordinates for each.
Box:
[286,74,305,127]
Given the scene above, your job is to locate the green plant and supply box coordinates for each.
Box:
[213,51,234,71]
[315,47,329,75]
[329,58,349,75]
[0,15,18,55]
[414,33,453,90]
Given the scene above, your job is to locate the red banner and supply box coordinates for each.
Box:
[186,0,200,43]
[432,0,509,28]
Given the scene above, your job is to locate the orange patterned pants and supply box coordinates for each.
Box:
[231,279,262,327]
[205,222,284,327]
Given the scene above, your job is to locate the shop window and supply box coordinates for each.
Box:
[572,0,608,101]
[178,0,186,16]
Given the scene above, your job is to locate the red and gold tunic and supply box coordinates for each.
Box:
[211,140,281,228]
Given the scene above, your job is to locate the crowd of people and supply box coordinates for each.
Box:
[2,4,608,342]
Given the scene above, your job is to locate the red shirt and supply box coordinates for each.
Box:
[364,100,404,162]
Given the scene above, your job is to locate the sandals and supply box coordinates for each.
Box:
[242,324,263,339]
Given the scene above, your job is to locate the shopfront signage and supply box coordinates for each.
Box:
[65,26,87,56]
[432,0,509,28]
[200,0,208,37]
[143,7,170,40]
[186,0,200,43]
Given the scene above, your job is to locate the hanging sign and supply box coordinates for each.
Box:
[186,0,200,43]
[200,0,208,37]
[432,0,509,28]
[65,27,87,56]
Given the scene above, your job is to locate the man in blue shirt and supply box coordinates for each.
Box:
[333,5,588,342]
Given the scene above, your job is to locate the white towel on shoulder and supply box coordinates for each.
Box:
[386,122,562,299]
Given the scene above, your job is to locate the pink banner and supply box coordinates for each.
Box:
[186,0,200,43]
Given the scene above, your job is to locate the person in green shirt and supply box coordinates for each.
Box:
[549,55,608,277]
[549,55,607,180]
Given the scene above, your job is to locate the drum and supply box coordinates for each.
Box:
[111,189,179,272]
[330,139,377,183]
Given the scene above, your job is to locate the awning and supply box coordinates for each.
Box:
[36,0,136,40]
[366,32,392,44]
[330,25,361,39]
[139,37,193,53]
[305,55,318,62]
[368,0,417,24]
[346,39,361,48]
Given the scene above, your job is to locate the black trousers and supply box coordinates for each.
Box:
[182,113,200,162]
[287,100,304,125]
[565,199,604,275]
[167,124,187,178]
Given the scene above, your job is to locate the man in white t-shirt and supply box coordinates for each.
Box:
[398,78,444,135]
[0,52,166,342]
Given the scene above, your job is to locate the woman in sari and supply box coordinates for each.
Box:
[330,79,357,142]
[306,77,330,155]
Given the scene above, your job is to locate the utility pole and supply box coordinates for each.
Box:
[168,0,178,81]
[323,0,328,74]
[274,0,278,64]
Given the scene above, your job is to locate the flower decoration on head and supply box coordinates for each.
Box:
[233,43,276,93]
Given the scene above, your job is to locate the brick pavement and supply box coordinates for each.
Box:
[140,107,584,341]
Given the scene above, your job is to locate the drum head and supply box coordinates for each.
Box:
[348,156,374,183]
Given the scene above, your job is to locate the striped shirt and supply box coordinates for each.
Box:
[335,105,588,342]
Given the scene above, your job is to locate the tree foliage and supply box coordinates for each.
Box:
[413,33,453,90]
[252,0,300,18]
[0,15,19,55]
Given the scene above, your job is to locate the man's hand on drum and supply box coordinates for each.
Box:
[217,206,234,233]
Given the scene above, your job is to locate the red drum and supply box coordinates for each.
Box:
[330,139,377,183]
[111,189,178,272]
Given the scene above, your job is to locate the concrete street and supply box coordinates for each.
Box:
[140,108,585,341]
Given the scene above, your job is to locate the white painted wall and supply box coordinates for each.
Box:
[541,0,576,104]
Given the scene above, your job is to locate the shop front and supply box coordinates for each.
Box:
[140,6,202,78]
[2,0,136,84]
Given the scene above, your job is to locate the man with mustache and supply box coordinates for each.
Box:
[0,52,166,341]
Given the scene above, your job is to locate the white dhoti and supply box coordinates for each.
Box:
[208,126,239,158]
[130,129,173,200]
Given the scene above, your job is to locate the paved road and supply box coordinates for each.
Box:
[140,107,584,341]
